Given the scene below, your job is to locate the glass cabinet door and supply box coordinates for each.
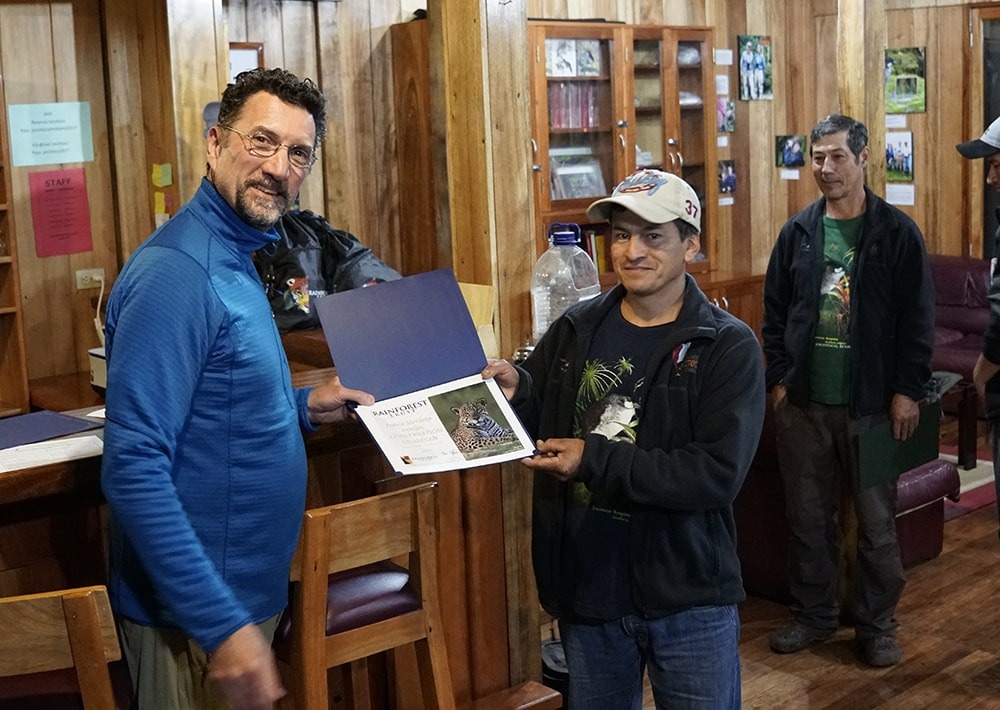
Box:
[631,29,666,171]
[530,24,628,216]
[629,27,714,269]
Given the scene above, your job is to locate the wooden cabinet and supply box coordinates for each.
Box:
[528,22,717,274]
[696,271,765,338]
[0,76,28,418]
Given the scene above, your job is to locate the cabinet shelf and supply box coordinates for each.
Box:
[548,125,614,135]
[546,74,610,83]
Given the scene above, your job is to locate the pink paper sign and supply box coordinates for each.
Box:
[28,167,93,257]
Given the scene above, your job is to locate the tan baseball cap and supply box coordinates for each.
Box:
[587,169,701,232]
[956,116,1000,159]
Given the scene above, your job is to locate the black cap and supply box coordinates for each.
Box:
[956,116,1000,159]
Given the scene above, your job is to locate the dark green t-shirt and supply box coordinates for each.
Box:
[808,214,862,404]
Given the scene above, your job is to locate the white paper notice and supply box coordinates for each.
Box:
[885,114,907,129]
[719,196,735,206]
[718,136,729,148]
[715,75,729,96]
[714,49,733,66]
[886,183,915,206]
[0,435,103,472]
[779,169,801,181]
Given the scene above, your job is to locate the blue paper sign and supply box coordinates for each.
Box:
[8,102,95,167]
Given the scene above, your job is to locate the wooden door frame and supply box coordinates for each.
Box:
[966,5,1000,259]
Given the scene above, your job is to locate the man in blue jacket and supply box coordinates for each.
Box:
[763,114,934,667]
[485,169,765,709]
[101,68,373,709]
[956,115,1000,530]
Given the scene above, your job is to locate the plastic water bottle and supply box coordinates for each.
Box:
[530,223,601,344]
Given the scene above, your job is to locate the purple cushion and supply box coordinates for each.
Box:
[930,255,990,308]
[274,560,421,648]
[896,459,960,513]
[0,660,132,710]
[934,327,963,347]
[936,305,990,336]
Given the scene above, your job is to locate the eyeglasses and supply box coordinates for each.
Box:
[218,124,317,170]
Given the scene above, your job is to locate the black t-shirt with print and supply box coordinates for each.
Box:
[562,305,674,620]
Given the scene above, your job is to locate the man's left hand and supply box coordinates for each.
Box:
[521,438,584,481]
[307,376,375,424]
[889,393,920,441]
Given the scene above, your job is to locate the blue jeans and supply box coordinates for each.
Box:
[558,606,741,710]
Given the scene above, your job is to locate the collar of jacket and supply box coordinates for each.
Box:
[561,273,720,347]
[790,186,902,249]
[191,177,281,256]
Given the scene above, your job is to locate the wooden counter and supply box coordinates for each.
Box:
[1,369,532,705]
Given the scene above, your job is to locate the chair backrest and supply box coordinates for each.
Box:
[287,482,444,661]
[283,481,454,709]
[0,585,121,708]
[290,481,438,599]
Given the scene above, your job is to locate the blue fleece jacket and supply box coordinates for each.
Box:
[101,179,316,652]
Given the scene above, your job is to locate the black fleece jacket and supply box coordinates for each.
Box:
[762,187,934,418]
[512,276,765,620]
[982,210,1000,419]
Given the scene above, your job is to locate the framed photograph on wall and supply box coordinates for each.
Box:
[229,42,264,83]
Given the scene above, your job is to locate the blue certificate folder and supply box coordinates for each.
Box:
[0,410,102,450]
[313,269,487,400]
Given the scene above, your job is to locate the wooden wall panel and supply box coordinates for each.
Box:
[103,3,156,264]
[277,2,324,215]
[0,1,116,380]
[315,3,377,240]
[366,3,404,271]
[167,0,225,204]
[884,5,967,256]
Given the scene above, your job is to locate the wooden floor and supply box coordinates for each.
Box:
[736,504,1000,709]
[638,502,1000,709]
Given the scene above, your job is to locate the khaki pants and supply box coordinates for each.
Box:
[118,614,281,710]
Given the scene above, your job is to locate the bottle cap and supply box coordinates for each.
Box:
[549,222,581,246]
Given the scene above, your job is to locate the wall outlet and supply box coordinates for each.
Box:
[75,268,106,290]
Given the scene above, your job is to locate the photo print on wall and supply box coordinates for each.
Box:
[717,98,736,132]
[885,47,926,114]
[718,160,736,194]
[737,35,772,101]
[886,131,914,182]
[776,135,806,167]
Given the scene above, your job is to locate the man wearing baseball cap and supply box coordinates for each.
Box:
[956,116,1000,529]
[483,168,765,707]
[763,114,934,667]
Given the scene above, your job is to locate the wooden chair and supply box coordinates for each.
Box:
[274,481,455,709]
[0,585,121,709]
